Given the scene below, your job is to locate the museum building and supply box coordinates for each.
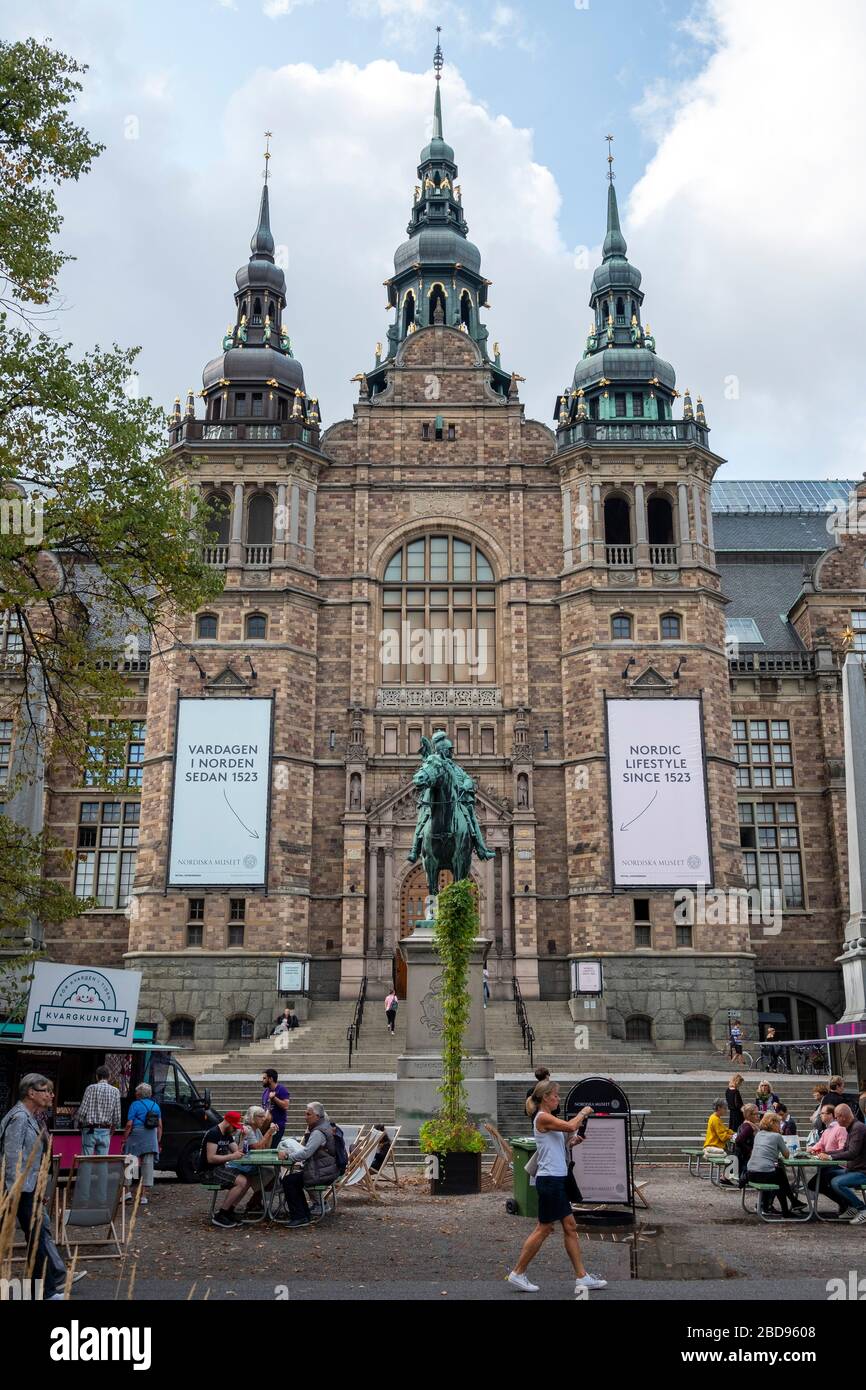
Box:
[26,62,866,1052]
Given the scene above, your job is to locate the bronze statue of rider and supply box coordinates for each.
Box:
[407,730,495,864]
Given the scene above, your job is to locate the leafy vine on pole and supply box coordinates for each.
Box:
[418,879,484,1155]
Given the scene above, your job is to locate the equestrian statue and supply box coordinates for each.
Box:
[408,730,495,897]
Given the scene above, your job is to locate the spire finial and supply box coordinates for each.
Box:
[434,26,444,81]
[431,27,445,141]
[606,134,615,184]
[263,130,272,186]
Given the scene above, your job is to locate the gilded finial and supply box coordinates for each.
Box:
[263,130,272,185]
[842,625,856,651]
[605,134,615,184]
[434,26,444,81]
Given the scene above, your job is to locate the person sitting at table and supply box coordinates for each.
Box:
[234,1107,279,1217]
[824,1076,861,1119]
[733,1104,760,1186]
[754,1081,779,1115]
[278,1102,339,1227]
[704,1100,736,1185]
[748,1113,806,1217]
[809,1085,830,1136]
[197,1111,250,1229]
[822,1103,866,1223]
[773,1101,797,1136]
[806,1104,847,1216]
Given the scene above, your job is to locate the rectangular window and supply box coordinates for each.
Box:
[188,898,205,921]
[447,424,456,442]
[851,611,866,652]
[383,726,398,755]
[480,727,495,754]
[229,898,246,922]
[75,800,138,907]
[614,393,627,417]
[676,923,693,948]
[737,800,804,908]
[421,423,431,441]
[731,717,795,789]
[456,727,470,756]
[84,721,147,790]
[407,726,423,754]
[228,923,245,947]
[0,719,12,788]
[631,393,643,417]
[633,898,651,922]
[251,393,264,417]
[187,923,203,947]
[634,923,651,948]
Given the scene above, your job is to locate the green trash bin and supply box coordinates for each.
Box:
[508,1137,538,1218]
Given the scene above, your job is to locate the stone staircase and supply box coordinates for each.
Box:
[195,1001,406,1076]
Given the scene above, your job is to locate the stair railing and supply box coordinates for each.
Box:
[346,975,368,1070]
[512,977,535,1069]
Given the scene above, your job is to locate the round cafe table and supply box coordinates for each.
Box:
[782,1155,844,1222]
[227,1148,294,1222]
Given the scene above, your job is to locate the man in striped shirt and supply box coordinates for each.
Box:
[77,1064,121,1155]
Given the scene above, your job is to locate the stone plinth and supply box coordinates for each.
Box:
[395,920,496,1137]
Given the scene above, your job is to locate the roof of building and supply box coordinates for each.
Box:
[713,510,836,554]
[711,479,857,513]
[718,560,808,651]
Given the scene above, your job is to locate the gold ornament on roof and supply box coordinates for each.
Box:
[842,626,856,651]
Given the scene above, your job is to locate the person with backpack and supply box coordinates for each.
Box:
[278,1102,339,1227]
[121,1082,162,1207]
[384,990,398,1035]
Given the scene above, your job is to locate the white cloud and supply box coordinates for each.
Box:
[627,0,866,478]
[263,0,320,17]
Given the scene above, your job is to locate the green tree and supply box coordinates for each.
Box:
[0,38,223,993]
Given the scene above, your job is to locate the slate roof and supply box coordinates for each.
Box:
[713,511,836,554]
[718,561,808,651]
[711,480,857,513]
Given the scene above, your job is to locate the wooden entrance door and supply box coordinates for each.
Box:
[395,865,454,998]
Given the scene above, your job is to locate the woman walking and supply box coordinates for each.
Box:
[726,1073,745,1131]
[122,1082,162,1207]
[507,1081,607,1294]
[384,989,398,1035]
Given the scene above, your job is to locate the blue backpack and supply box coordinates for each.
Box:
[331,1124,348,1177]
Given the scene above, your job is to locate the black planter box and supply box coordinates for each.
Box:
[429,1150,482,1195]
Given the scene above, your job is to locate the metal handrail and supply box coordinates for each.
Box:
[346,976,368,1070]
[512,976,535,1065]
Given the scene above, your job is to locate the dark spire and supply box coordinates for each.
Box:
[433,26,444,138]
[602,136,627,260]
[250,183,275,262]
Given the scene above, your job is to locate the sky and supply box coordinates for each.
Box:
[7,0,866,479]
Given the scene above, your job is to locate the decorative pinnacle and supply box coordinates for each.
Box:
[606,134,615,184]
[434,26,444,81]
[263,130,272,185]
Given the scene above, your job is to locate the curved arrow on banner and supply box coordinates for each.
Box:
[619,788,659,833]
[223,789,260,839]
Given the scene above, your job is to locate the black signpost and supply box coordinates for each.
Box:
[563,1075,636,1226]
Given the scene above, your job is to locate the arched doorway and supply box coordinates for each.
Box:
[396,866,454,998]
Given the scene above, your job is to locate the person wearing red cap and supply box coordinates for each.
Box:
[197,1111,250,1228]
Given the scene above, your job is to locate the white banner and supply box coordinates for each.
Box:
[569,1118,629,1203]
[606,697,712,887]
[23,962,141,1047]
[168,697,272,886]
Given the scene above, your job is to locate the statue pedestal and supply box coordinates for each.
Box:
[394,920,496,1138]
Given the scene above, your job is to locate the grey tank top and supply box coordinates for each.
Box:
[533,1111,567,1177]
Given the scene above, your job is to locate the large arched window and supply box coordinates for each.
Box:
[684,1015,712,1045]
[204,491,230,547]
[647,494,675,546]
[169,1016,195,1043]
[604,494,632,547]
[197,613,218,640]
[660,612,682,640]
[227,1015,254,1044]
[460,290,473,329]
[247,493,274,545]
[626,1014,652,1043]
[429,283,447,325]
[381,536,496,685]
[402,291,416,336]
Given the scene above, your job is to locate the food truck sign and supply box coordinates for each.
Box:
[22,964,141,1046]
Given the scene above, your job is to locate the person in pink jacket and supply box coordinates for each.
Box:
[384,991,398,1035]
[806,1103,847,1215]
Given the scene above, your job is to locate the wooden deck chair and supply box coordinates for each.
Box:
[483,1123,513,1189]
[61,1155,126,1260]
[336,1131,383,1201]
[340,1125,365,1153]
[368,1125,401,1191]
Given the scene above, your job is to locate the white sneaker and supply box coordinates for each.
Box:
[507,1270,539,1292]
[847,1209,866,1223]
[575,1273,608,1291]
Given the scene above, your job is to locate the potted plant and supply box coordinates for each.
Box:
[418,879,485,1194]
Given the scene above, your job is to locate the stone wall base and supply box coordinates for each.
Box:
[395,1055,497,1138]
[599,952,759,1051]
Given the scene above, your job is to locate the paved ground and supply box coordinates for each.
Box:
[69,1167,864,1303]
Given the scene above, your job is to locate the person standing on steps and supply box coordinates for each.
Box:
[261,1069,290,1149]
[384,990,398,1035]
[507,1081,607,1295]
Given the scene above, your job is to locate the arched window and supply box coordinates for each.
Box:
[611,614,632,641]
[227,1015,254,1044]
[169,1017,195,1043]
[251,297,262,325]
[402,291,416,336]
[647,495,674,546]
[604,495,631,547]
[616,297,625,319]
[460,290,473,329]
[684,1015,712,1045]
[381,536,496,685]
[660,613,682,640]
[268,299,275,321]
[245,613,267,640]
[197,613,218,640]
[204,491,230,547]
[210,397,222,422]
[247,492,274,544]
[631,300,638,320]
[429,283,447,325]
[625,1014,652,1043]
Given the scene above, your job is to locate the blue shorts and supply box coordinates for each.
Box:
[535,1175,572,1225]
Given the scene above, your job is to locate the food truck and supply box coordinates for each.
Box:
[0,961,219,1180]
